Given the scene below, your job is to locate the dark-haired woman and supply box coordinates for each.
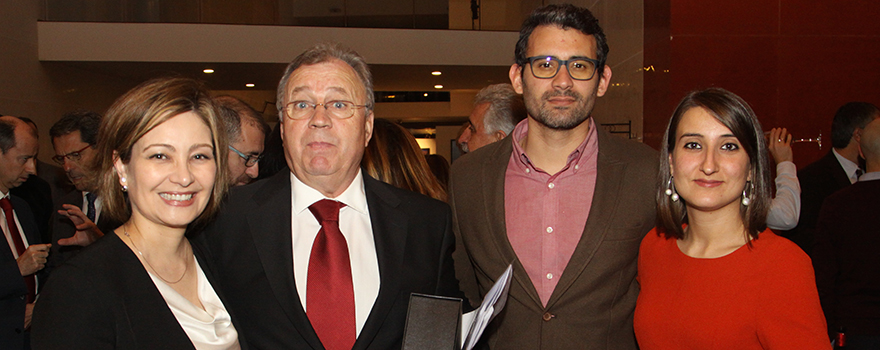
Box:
[634,88,828,349]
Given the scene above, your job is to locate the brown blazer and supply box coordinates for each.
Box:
[449,126,658,349]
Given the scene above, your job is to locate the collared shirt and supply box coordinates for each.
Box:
[832,148,862,184]
[858,171,880,182]
[1,190,31,259]
[81,191,103,224]
[290,170,379,336]
[504,118,599,306]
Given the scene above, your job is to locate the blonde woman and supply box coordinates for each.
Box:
[33,78,242,349]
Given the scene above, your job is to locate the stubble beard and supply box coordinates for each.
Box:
[525,88,594,131]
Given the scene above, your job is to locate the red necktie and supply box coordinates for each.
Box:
[307,199,356,350]
[0,198,36,303]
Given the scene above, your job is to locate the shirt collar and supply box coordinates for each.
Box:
[510,118,597,175]
[859,171,880,182]
[832,148,862,180]
[290,169,368,216]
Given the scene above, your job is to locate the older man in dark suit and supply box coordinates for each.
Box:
[449,4,657,349]
[813,117,880,349]
[784,102,879,255]
[198,43,461,350]
[0,116,50,349]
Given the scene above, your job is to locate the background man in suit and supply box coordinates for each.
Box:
[46,111,119,268]
[449,4,657,349]
[783,102,879,255]
[813,117,880,348]
[215,95,270,187]
[199,42,461,350]
[0,115,50,349]
[457,83,527,153]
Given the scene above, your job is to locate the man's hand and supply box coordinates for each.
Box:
[57,204,104,247]
[17,243,51,276]
[768,127,793,164]
[24,303,34,329]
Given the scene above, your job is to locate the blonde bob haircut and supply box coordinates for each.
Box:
[92,77,229,225]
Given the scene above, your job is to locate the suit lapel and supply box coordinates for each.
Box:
[247,171,325,349]
[353,176,407,349]
[546,129,624,307]
[483,139,544,308]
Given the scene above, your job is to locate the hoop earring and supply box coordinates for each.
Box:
[665,178,680,202]
[741,181,753,206]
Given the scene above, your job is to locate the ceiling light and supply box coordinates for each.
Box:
[203,69,214,74]
[423,93,428,97]
[245,83,255,88]
[431,71,442,76]
[434,85,443,89]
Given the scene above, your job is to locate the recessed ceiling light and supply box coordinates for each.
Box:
[431,71,442,76]
[203,69,215,74]
[423,93,428,97]
[245,83,255,88]
[434,85,443,89]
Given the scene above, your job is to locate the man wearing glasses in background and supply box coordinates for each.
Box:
[215,95,270,187]
[450,4,657,349]
[47,111,120,268]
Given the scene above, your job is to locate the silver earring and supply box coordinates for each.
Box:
[121,177,128,192]
[741,181,752,206]
[665,178,679,202]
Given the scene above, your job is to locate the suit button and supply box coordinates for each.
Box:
[15,328,23,334]
[542,312,554,321]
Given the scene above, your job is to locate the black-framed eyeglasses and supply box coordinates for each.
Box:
[525,56,600,81]
[228,146,262,167]
[51,144,92,165]
[283,100,368,120]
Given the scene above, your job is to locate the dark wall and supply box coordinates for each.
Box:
[644,0,880,167]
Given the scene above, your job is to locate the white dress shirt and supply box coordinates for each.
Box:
[290,170,380,336]
[833,148,862,184]
[767,161,801,230]
[1,191,30,259]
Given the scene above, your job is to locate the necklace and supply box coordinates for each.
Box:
[123,223,189,284]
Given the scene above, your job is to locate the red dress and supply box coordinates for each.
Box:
[634,228,830,350]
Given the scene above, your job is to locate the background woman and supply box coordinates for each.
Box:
[634,88,828,349]
[362,118,447,201]
[32,77,242,349]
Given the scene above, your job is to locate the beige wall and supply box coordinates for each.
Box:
[1,1,134,161]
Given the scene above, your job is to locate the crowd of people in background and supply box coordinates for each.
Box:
[1,3,877,350]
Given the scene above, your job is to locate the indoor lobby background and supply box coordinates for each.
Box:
[2,0,878,168]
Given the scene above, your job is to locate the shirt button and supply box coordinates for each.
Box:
[525,168,530,173]
[546,273,553,280]
[548,183,555,189]
[542,312,554,321]
[546,226,553,233]
[575,165,580,170]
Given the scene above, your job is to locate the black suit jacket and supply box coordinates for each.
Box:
[1,195,43,350]
[782,151,852,255]
[31,233,247,349]
[812,178,880,337]
[46,190,121,273]
[10,175,53,244]
[196,169,462,350]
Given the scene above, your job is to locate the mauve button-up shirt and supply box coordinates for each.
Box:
[505,119,599,306]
